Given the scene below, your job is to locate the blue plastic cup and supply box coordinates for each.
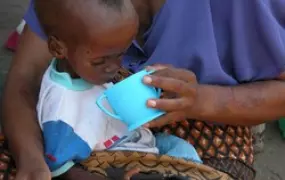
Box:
[96,69,165,131]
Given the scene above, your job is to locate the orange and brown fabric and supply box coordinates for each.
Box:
[0,134,232,180]
[81,151,232,180]
[157,120,255,180]
[0,135,16,180]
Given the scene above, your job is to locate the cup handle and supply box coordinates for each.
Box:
[155,88,162,96]
[145,69,162,96]
[96,94,122,120]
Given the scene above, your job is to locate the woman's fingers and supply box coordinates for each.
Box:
[144,75,195,95]
[142,66,198,127]
[147,98,192,111]
[147,67,197,83]
[123,167,140,180]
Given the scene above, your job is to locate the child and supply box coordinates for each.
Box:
[35,0,202,178]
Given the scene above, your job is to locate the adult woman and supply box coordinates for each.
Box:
[2,0,285,179]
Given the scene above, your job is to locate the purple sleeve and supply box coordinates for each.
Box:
[23,0,47,40]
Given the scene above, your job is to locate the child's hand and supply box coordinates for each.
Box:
[62,166,140,180]
[14,152,51,180]
[123,167,140,180]
[61,166,105,180]
[106,166,141,180]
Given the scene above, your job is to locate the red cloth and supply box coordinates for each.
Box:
[5,31,20,51]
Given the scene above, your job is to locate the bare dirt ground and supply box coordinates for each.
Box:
[0,0,285,179]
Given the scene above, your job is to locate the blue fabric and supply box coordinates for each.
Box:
[24,0,285,85]
[42,121,92,171]
[49,59,94,91]
[155,133,202,163]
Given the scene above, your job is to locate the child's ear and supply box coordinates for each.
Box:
[48,36,67,59]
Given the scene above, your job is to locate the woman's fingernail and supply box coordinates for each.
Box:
[144,76,152,84]
[148,100,156,107]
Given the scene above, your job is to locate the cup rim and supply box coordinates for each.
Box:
[107,69,148,92]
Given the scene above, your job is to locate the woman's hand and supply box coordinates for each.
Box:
[143,65,285,127]
[15,170,50,180]
[13,144,51,180]
[15,160,51,180]
[143,65,200,128]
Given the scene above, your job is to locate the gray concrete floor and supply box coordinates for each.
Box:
[0,0,285,179]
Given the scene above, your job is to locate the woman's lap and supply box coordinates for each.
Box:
[79,118,256,180]
[112,69,256,179]
[0,120,255,180]
[156,119,255,179]
[81,151,232,180]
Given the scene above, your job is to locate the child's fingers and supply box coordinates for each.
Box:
[123,167,141,180]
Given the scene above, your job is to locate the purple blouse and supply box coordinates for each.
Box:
[24,0,285,85]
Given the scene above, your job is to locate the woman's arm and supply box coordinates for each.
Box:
[143,67,285,127]
[1,25,52,176]
[191,79,285,126]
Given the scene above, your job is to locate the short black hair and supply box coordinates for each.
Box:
[34,0,124,37]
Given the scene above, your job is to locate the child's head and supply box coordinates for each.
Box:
[35,0,138,84]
